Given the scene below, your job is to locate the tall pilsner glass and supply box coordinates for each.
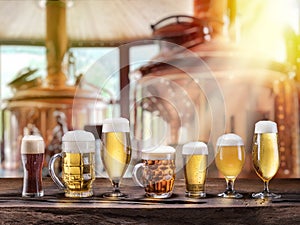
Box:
[252,121,281,199]
[215,133,245,199]
[182,142,208,198]
[101,118,132,198]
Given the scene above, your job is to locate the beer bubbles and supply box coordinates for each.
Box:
[182,142,208,198]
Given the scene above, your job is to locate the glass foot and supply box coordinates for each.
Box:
[252,192,281,199]
[145,192,172,199]
[102,191,127,199]
[65,190,93,198]
[218,190,243,199]
[185,191,206,198]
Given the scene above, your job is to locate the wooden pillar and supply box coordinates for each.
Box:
[45,0,67,88]
[119,45,130,119]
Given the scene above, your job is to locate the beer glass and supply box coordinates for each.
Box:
[215,133,245,198]
[21,135,45,197]
[101,118,132,198]
[132,146,176,199]
[49,130,96,198]
[252,121,281,199]
[182,142,208,198]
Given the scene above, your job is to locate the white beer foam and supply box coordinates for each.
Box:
[254,120,278,133]
[102,117,130,133]
[182,142,208,155]
[21,135,45,154]
[62,130,95,153]
[142,145,176,154]
[216,133,244,146]
[142,146,175,160]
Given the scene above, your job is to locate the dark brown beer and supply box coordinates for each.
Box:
[21,135,45,197]
[22,153,44,195]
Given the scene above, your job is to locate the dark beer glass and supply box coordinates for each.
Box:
[21,135,45,197]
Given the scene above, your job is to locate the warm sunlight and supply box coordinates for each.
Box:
[237,0,299,62]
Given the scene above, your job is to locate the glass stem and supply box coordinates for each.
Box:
[263,181,270,194]
[226,178,235,193]
[112,181,120,193]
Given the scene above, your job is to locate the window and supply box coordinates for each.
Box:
[0,45,46,99]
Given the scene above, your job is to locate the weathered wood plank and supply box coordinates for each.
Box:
[0,178,298,224]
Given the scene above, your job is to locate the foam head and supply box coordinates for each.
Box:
[254,120,278,133]
[21,135,45,154]
[142,146,176,160]
[102,117,130,133]
[216,133,244,146]
[62,130,95,153]
[182,142,208,155]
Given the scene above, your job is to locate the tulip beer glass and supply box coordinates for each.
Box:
[215,133,245,198]
[132,146,176,199]
[182,142,208,198]
[101,118,132,198]
[252,121,281,199]
[49,130,96,197]
[21,135,45,197]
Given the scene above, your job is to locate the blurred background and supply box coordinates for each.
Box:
[0,0,299,178]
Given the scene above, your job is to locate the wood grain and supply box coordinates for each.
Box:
[0,178,299,224]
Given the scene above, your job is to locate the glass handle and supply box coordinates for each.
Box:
[48,153,65,190]
[132,163,144,187]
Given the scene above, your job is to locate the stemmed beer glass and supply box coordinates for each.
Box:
[101,118,132,198]
[215,133,245,199]
[252,121,281,199]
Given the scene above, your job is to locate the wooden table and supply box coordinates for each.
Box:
[0,178,299,224]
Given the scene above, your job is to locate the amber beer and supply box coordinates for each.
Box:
[215,145,245,179]
[101,132,131,181]
[21,135,45,197]
[49,130,96,197]
[132,146,176,199]
[182,142,208,198]
[252,133,279,182]
[143,158,176,196]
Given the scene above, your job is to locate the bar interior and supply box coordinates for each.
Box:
[0,0,299,224]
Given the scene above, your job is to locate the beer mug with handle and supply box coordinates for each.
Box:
[49,130,96,197]
[132,146,176,199]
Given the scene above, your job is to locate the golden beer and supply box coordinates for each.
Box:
[62,152,95,195]
[182,141,208,197]
[49,130,96,198]
[101,132,131,181]
[252,133,279,182]
[215,145,245,179]
[183,155,207,195]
